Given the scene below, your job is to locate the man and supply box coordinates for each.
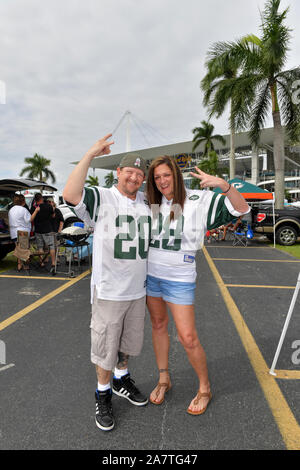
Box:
[47,198,64,235]
[46,198,64,261]
[30,193,56,272]
[63,134,151,432]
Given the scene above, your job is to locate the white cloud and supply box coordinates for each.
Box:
[0,0,299,191]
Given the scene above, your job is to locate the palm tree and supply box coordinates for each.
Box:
[190,150,228,189]
[192,120,226,157]
[201,43,248,180]
[20,153,56,183]
[201,0,300,208]
[85,175,99,187]
[104,171,117,188]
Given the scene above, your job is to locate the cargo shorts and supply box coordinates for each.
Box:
[90,293,146,371]
[35,232,55,250]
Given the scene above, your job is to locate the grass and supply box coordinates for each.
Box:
[272,243,300,259]
[0,252,16,273]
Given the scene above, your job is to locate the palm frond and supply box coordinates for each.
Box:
[20,153,56,183]
[248,81,271,145]
[230,73,266,131]
[277,72,300,143]
[260,0,291,74]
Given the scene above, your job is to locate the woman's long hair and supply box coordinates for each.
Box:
[146,155,186,221]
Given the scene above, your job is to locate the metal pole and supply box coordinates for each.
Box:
[272,192,276,249]
[126,110,131,152]
[269,272,300,375]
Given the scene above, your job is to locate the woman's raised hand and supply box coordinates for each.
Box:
[190,167,228,191]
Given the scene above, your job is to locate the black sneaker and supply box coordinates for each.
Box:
[95,389,115,431]
[112,373,148,406]
[49,265,56,275]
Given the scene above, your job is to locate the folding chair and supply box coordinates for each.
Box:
[28,239,50,268]
[232,223,248,247]
[232,221,254,247]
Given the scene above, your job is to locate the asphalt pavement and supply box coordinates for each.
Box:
[0,238,299,451]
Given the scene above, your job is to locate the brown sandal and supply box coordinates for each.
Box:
[187,391,212,415]
[149,370,172,405]
[150,382,171,405]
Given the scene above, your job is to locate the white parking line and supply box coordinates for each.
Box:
[0,363,15,372]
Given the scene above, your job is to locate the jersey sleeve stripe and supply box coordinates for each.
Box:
[83,187,101,223]
[90,187,101,223]
[94,187,101,223]
[207,193,221,227]
[207,194,235,230]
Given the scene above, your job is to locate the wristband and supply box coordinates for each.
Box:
[222,183,231,194]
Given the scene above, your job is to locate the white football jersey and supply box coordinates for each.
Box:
[73,185,151,301]
[147,189,249,282]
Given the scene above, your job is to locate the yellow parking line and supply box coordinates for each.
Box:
[205,245,273,249]
[225,284,294,289]
[212,258,300,262]
[203,246,300,450]
[0,275,70,281]
[273,370,300,380]
[0,269,91,332]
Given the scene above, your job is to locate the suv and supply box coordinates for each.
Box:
[251,203,300,246]
[0,178,82,261]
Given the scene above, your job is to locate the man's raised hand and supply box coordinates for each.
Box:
[86,134,115,159]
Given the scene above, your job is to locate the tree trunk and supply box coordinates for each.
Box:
[272,111,285,209]
[251,145,259,185]
[230,102,235,179]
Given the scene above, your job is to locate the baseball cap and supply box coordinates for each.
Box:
[119,153,147,175]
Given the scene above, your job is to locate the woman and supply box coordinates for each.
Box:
[146,156,249,415]
[8,194,40,271]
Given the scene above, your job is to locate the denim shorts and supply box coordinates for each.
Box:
[146,275,196,305]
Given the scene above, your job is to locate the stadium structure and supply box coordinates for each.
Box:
[74,112,300,199]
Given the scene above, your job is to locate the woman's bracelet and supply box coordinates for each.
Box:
[222,183,231,194]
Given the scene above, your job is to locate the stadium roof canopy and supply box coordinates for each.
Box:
[71,127,280,171]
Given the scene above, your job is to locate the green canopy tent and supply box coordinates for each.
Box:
[214,178,275,247]
[213,178,273,201]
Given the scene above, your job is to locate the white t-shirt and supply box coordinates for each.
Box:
[72,185,151,302]
[8,205,31,240]
[147,189,250,283]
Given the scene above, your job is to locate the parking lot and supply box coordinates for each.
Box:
[0,239,300,450]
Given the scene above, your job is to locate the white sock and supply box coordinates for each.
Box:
[97,382,111,392]
[114,367,128,379]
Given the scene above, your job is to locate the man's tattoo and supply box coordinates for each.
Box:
[117,351,129,369]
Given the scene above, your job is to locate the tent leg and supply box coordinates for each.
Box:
[269,272,300,376]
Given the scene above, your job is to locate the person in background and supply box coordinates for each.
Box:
[30,193,56,273]
[8,194,40,271]
[220,217,242,241]
[47,199,64,234]
[47,198,64,262]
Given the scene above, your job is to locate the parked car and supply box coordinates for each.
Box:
[251,202,300,245]
[0,178,82,261]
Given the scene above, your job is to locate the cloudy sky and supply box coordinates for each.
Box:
[0,0,299,191]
